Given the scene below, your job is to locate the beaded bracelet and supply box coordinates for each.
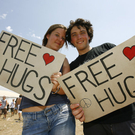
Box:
[52,86,61,94]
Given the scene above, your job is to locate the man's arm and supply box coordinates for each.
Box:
[70,103,85,122]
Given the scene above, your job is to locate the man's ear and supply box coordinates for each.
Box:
[88,36,90,40]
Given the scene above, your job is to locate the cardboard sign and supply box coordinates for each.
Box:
[0,31,65,105]
[58,36,135,122]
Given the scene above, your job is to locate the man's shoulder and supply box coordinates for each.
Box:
[95,43,116,50]
[2,99,6,102]
[18,98,21,101]
[91,43,116,54]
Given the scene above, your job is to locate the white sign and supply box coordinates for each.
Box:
[0,31,65,105]
[58,36,135,122]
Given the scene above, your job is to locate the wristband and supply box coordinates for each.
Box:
[52,86,61,94]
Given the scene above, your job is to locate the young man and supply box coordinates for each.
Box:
[66,18,135,135]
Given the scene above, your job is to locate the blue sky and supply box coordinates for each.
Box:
[0,0,135,92]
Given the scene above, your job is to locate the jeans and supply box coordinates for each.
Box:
[22,104,75,135]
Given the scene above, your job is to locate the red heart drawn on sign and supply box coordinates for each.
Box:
[123,46,135,60]
[43,53,55,65]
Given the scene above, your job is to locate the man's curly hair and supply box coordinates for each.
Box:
[66,18,93,47]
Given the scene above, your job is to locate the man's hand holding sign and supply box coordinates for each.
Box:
[0,30,65,105]
[58,36,135,123]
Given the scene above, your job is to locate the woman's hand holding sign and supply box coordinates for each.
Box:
[51,72,61,89]
[51,72,65,95]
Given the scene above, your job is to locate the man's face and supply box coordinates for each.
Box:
[71,26,90,53]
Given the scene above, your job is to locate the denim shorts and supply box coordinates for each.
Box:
[22,104,75,135]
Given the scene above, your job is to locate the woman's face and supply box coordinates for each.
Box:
[46,28,66,51]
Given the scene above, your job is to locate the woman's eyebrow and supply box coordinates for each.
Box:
[55,32,60,34]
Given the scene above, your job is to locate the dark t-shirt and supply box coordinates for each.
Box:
[70,43,135,125]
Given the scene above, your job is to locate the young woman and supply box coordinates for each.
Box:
[20,24,75,135]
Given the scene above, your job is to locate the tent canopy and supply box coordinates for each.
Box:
[0,90,19,98]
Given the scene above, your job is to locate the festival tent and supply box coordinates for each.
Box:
[0,90,19,104]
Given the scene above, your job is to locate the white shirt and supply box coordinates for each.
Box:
[10,101,15,108]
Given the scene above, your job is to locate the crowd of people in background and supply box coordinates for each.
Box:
[0,95,22,120]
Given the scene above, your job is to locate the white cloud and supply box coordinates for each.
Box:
[6,26,13,32]
[31,34,41,39]
[18,35,23,37]
[0,14,7,19]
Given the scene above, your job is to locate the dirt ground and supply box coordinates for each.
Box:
[0,111,84,135]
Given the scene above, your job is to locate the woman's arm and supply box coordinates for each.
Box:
[51,58,70,95]
[62,58,70,75]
